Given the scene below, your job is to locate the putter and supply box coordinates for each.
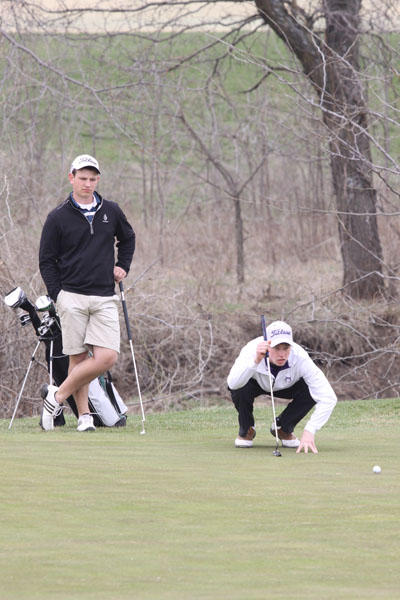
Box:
[119,281,146,434]
[261,315,282,457]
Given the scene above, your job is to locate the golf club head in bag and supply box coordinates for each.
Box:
[34,295,61,339]
[35,294,56,314]
[4,287,42,332]
[4,286,28,309]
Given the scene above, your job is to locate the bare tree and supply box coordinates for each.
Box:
[178,107,268,286]
[252,0,385,298]
[2,1,398,296]
[1,1,400,414]
[19,1,399,298]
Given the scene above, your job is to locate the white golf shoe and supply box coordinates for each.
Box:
[40,384,62,431]
[235,425,256,448]
[77,413,96,432]
[270,423,300,448]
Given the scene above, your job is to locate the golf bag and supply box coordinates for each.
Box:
[5,286,128,428]
[45,326,128,428]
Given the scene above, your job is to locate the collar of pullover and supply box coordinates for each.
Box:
[70,192,101,222]
[269,360,289,378]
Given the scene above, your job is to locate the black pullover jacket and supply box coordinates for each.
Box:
[39,193,135,302]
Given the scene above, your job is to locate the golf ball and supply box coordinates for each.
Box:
[372,465,381,474]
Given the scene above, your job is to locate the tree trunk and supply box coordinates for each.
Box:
[324,0,384,298]
[255,0,385,298]
[329,153,384,297]
[233,195,245,285]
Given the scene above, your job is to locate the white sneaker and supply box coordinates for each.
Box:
[77,414,96,432]
[40,384,62,431]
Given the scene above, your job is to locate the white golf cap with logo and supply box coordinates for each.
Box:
[70,154,101,174]
[266,320,294,347]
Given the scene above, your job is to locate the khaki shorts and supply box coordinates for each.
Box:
[56,290,120,355]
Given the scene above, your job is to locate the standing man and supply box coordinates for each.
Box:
[227,320,337,453]
[39,154,135,431]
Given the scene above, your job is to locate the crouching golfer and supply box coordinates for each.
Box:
[39,154,135,431]
[227,320,337,453]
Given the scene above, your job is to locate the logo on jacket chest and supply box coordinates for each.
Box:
[102,213,109,223]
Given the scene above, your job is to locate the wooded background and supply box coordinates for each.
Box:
[1,1,400,419]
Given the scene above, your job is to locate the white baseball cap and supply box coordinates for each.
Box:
[70,154,100,174]
[266,320,294,347]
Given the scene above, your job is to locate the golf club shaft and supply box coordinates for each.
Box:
[266,354,280,449]
[49,339,54,385]
[119,281,146,432]
[119,284,132,340]
[128,339,146,428]
[261,315,280,450]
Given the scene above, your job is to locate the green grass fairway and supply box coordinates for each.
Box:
[0,399,399,599]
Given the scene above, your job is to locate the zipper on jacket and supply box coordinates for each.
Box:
[89,203,103,235]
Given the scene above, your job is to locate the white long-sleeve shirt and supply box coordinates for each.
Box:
[227,337,337,435]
